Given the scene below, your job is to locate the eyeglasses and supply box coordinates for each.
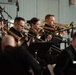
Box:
[19,24,24,28]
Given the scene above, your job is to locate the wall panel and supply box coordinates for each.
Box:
[0,0,76,24]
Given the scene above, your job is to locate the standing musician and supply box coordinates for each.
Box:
[9,17,30,47]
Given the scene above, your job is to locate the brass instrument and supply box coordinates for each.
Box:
[41,26,57,31]
[41,26,61,37]
[24,26,37,35]
[55,22,74,30]
[24,26,44,40]
[41,22,74,36]
[51,45,62,53]
[55,23,69,28]
[28,33,45,42]
[24,26,62,53]
[4,26,26,46]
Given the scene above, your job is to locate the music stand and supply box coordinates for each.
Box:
[28,42,52,59]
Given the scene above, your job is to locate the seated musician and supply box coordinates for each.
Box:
[27,17,44,43]
[43,14,63,48]
[27,17,49,66]
[41,14,65,65]
[9,17,30,47]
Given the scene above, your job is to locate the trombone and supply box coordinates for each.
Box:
[24,26,45,41]
[55,22,74,30]
[3,26,26,46]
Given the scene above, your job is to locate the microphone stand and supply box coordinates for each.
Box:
[67,22,74,45]
[0,11,6,24]
[70,23,74,38]
[4,10,12,19]
[67,29,71,45]
[16,0,19,17]
[0,7,13,30]
[0,12,5,20]
[0,6,12,20]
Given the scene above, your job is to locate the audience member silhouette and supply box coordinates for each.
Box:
[0,35,41,75]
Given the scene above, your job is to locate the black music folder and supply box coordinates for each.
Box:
[28,42,52,57]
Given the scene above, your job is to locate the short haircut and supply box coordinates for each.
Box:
[72,32,76,40]
[45,14,54,20]
[14,17,25,23]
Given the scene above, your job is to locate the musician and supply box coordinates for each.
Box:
[54,32,76,75]
[39,14,65,66]
[27,18,46,65]
[28,17,44,43]
[42,14,63,48]
[9,17,30,47]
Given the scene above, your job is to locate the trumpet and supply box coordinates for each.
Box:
[4,26,26,46]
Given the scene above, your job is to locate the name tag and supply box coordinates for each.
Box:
[73,61,76,64]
